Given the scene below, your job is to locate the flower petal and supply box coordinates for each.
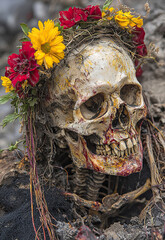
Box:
[50,36,64,46]
[34,50,45,60]
[44,55,53,68]
[38,21,44,30]
[50,43,66,53]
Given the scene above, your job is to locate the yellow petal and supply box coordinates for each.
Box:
[44,55,54,68]
[51,43,65,53]
[109,7,115,12]
[38,21,44,30]
[129,17,143,28]
[37,58,44,66]
[46,28,59,42]
[44,19,54,31]
[50,36,64,46]
[1,76,14,92]
[50,54,60,64]
[35,50,45,60]
[107,16,113,20]
[55,51,65,60]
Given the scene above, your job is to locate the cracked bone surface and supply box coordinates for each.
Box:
[47,38,147,177]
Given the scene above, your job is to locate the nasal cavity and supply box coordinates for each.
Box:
[112,104,129,129]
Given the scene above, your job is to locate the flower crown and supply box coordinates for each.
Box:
[1,3,148,92]
[0,1,150,131]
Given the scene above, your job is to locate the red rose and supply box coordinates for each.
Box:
[135,59,143,77]
[84,5,102,20]
[136,44,147,57]
[59,7,88,29]
[5,41,39,96]
[132,26,145,45]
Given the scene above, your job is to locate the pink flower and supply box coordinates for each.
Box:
[84,5,102,20]
[5,41,39,96]
[59,7,88,29]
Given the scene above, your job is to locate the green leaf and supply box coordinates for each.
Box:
[1,113,20,128]
[29,98,38,107]
[0,149,4,153]
[0,92,13,104]
[19,37,30,42]
[20,23,30,36]
[54,22,64,31]
[8,141,20,151]
[102,0,113,10]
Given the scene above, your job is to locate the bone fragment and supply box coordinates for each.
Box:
[65,179,151,215]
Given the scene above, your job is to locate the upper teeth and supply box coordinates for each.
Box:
[96,137,138,157]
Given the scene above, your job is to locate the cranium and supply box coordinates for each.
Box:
[47,38,147,177]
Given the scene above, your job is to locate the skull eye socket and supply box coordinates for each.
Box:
[120,84,142,106]
[80,93,107,120]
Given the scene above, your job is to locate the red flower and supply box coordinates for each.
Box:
[5,41,39,96]
[59,7,88,29]
[135,59,143,77]
[136,44,147,57]
[84,5,102,20]
[132,26,147,77]
[132,26,145,44]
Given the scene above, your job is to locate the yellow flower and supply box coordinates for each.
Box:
[114,10,143,29]
[102,7,115,21]
[1,76,14,93]
[114,10,132,28]
[28,19,66,69]
[129,16,143,28]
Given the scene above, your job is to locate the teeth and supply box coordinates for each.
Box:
[124,148,128,156]
[121,150,124,157]
[100,150,103,155]
[131,147,134,154]
[119,141,126,151]
[111,143,119,150]
[120,133,129,139]
[107,150,111,155]
[116,150,120,157]
[127,138,133,149]
[134,144,138,153]
[128,148,131,155]
[112,150,115,156]
[111,144,119,156]
[95,137,138,156]
[132,137,137,146]
[103,150,106,156]
[105,145,110,152]
[96,149,100,155]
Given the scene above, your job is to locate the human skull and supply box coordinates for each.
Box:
[47,38,147,177]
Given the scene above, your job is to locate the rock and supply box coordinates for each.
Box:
[56,221,78,240]
[33,1,49,20]
[0,0,33,31]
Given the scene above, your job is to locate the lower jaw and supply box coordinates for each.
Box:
[68,136,143,177]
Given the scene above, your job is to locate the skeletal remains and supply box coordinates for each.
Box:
[45,38,159,216]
